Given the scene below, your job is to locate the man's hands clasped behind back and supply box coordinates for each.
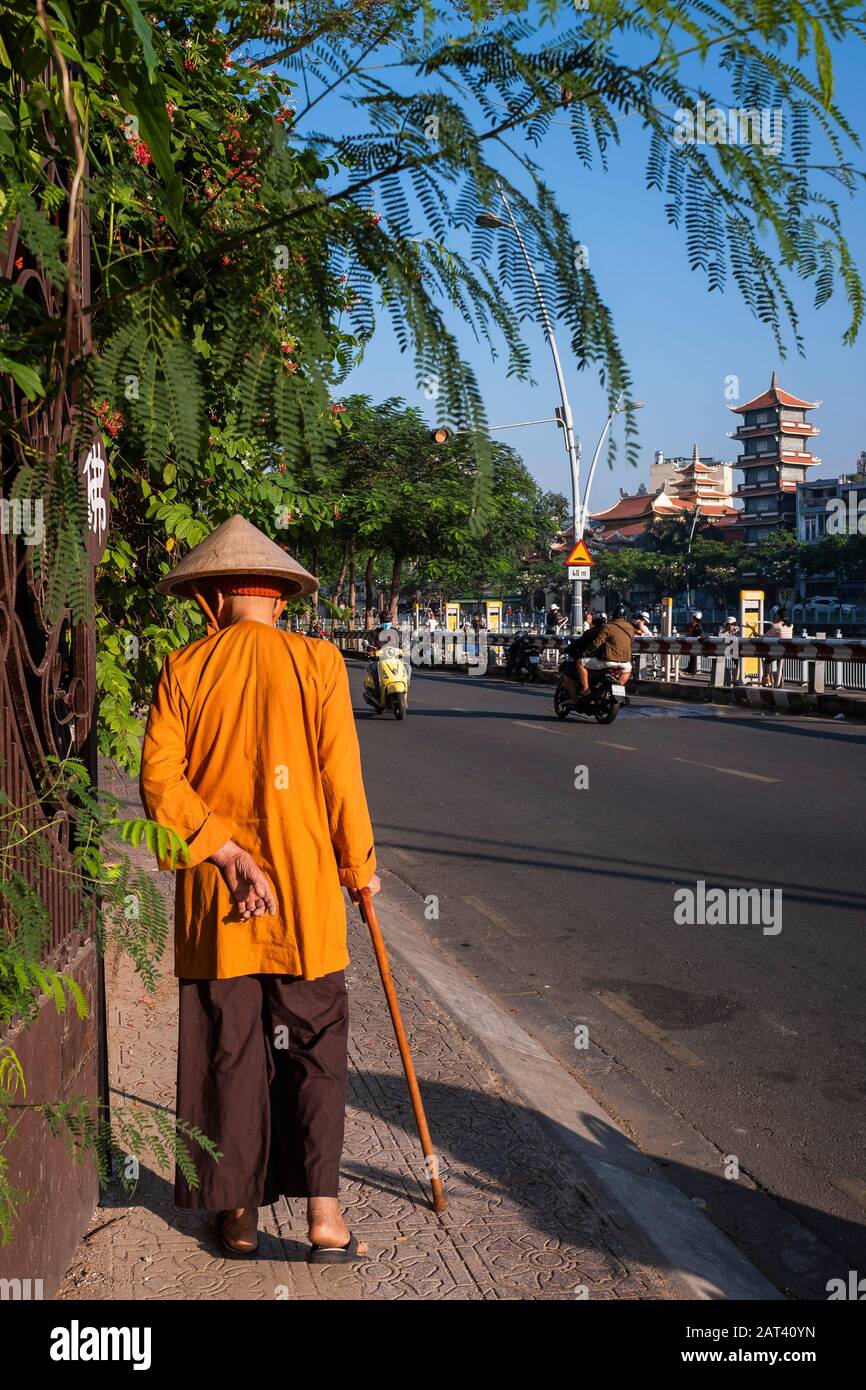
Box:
[210,841,381,918]
[210,840,277,920]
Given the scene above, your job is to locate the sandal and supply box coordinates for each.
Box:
[217,1209,259,1258]
[307,1232,367,1265]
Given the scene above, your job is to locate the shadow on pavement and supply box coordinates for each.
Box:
[105,1070,864,1301]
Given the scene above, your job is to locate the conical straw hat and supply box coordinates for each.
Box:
[156,514,317,599]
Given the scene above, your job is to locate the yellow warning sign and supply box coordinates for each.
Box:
[565,538,594,566]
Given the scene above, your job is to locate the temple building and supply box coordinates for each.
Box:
[650,450,735,507]
[582,444,740,546]
[728,372,821,543]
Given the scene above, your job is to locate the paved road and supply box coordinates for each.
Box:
[349,661,866,1298]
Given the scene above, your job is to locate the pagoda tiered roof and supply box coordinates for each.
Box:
[728,371,820,414]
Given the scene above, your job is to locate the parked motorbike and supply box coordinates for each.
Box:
[554,664,629,724]
[363,642,410,719]
[506,634,543,683]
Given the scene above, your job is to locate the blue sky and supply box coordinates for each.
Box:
[293,10,866,515]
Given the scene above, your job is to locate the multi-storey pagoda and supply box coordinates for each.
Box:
[728,373,821,543]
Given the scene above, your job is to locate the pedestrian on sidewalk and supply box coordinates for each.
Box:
[762,607,793,687]
[139,514,379,1264]
[686,610,704,675]
[546,603,566,634]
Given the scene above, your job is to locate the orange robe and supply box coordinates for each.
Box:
[139,621,376,980]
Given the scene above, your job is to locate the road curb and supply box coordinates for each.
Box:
[632,678,864,719]
[373,890,784,1302]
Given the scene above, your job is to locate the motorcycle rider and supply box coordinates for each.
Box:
[632,611,653,637]
[577,605,634,696]
[559,611,606,704]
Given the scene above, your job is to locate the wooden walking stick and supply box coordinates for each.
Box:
[357,887,447,1214]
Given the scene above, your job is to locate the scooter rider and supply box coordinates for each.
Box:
[560,611,606,704]
[577,606,634,695]
[366,612,398,702]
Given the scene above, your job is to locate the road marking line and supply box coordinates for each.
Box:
[598,741,637,751]
[513,720,566,735]
[592,989,704,1069]
[389,847,418,865]
[673,757,780,784]
[463,894,524,939]
[832,1177,866,1214]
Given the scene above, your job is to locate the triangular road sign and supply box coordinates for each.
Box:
[565,538,593,566]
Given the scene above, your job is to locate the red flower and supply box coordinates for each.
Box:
[94,399,123,438]
[131,140,153,166]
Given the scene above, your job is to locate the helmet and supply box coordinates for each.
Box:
[692,610,702,619]
[550,603,559,611]
[594,611,607,624]
[725,615,737,624]
[614,606,627,619]
[641,611,650,621]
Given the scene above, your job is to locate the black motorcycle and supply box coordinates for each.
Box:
[554,664,629,724]
[506,634,543,682]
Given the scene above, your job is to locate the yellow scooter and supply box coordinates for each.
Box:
[363,639,410,719]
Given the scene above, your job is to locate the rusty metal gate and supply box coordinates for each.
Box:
[0,143,108,1297]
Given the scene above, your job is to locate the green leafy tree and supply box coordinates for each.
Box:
[4,0,866,626]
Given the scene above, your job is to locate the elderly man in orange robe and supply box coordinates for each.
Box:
[140,514,379,1262]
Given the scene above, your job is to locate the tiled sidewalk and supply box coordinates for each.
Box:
[57,770,674,1302]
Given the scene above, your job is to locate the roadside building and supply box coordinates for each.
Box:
[796,455,866,542]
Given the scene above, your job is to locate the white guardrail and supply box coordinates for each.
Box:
[328,627,866,695]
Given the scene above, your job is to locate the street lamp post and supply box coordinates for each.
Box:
[476,191,641,633]
[477,191,583,630]
[684,502,704,617]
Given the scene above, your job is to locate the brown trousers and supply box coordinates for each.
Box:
[175,971,348,1209]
